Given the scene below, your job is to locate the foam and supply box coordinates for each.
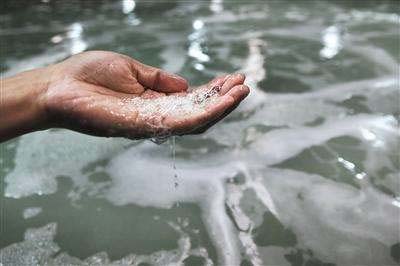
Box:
[104,143,241,265]
[260,168,399,265]
[2,2,400,265]
[124,86,221,119]
[0,222,212,266]
[22,207,42,219]
[4,77,399,265]
[4,131,130,198]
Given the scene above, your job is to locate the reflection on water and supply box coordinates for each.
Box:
[210,0,223,14]
[68,23,87,55]
[319,25,342,59]
[122,0,136,14]
[1,0,399,265]
[189,18,210,71]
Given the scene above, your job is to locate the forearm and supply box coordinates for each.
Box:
[0,68,49,142]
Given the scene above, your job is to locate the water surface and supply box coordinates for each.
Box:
[1,1,399,265]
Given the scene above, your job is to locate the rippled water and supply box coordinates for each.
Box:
[1,1,399,265]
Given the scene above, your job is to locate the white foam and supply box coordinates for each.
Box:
[5,130,130,198]
[104,143,241,265]
[0,222,212,266]
[123,87,220,120]
[260,168,399,265]
[2,2,399,264]
[22,207,42,219]
[4,78,399,265]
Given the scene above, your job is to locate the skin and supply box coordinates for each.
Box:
[0,51,250,142]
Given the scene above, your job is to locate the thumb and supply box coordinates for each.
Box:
[129,58,188,93]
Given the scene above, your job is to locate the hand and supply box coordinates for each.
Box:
[43,51,249,139]
[1,51,249,141]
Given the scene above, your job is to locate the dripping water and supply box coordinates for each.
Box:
[171,136,180,208]
[150,135,170,145]
[171,136,179,189]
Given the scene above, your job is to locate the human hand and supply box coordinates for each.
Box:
[42,51,249,139]
[2,51,249,141]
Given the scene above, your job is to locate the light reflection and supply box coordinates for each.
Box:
[285,7,307,21]
[361,128,376,141]
[210,0,223,13]
[188,43,210,62]
[350,10,400,23]
[243,38,266,87]
[320,25,342,59]
[67,23,83,39]
[50,35,63,44]
[67,23,87,55]
[374,79,396,88]
[337,157,355,171]
[337,157,367,180]
[70,41,86,55]
[122,0,140,26]
[193,19,204,30]
[355,172,366,180]
[372,140,385,148]
[194,63,205,71]
[188,19,210,63]
[392,198,400,208]
[126,15,141,26]
[122,0,136,14]
[360,128,385,148]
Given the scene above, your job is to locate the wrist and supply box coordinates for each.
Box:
[1,67,52,140]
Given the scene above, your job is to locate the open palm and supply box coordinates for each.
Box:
[44,51,249,139]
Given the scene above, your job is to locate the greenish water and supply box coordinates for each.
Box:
[1,1,399,265]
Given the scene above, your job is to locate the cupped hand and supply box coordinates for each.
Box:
[42,51,249,139]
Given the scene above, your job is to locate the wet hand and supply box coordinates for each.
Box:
[42,51,250,139]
